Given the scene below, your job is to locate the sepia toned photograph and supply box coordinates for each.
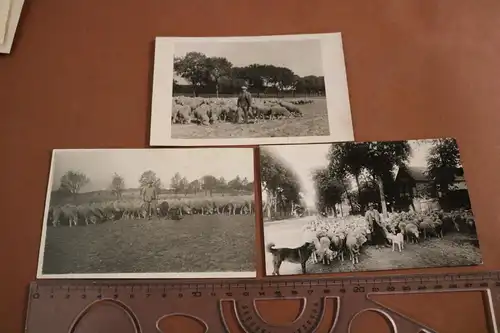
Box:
[260,138,482,276]
[150,33,354,146]
[37,148,257,279]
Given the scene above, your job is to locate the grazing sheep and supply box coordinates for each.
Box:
[193,104,211,126]
[171,97,307,125]
[270,106,291,120]
[208,105,224,124]
[346,231,367,264]
[252,104,272,120]
[329,232,346,262]
[316,236,335,265]
[176,105,192,124]
[279,101,303,117]
[419,218,438,240]
[405,223,420,244]
[157,201,170,218]
[430,216,444,238]
[226,107,244,124]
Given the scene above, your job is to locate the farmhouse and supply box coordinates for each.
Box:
[394,166,469,212]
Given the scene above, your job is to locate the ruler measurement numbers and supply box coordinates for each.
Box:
[31,271,498,300]
[26,271,500,333]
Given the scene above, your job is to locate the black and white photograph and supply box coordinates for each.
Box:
[260,138,482,276]
[37,148,257,279]
[150,33,354,146]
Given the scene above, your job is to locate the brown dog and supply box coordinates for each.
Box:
[266,242,316,275]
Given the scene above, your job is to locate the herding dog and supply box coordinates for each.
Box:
[387,232,404,252]
[266,242,317,276]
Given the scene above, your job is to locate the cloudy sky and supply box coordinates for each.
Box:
[261,140,434,208]
[173,39,323,84]
[50,148,255,193]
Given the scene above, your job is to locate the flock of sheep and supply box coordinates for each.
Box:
[171,96,313,125]
[48,196,255,227]
[303,209,477,266]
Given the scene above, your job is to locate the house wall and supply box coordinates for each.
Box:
[412,197,441,213]
[395,169,470,212]
[415,182,428,196]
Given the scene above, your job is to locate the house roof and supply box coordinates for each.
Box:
[398,166,466,183]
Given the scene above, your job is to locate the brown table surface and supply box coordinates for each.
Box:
[2,0,500,332]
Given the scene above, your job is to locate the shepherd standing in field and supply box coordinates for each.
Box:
[365,203,390,249]
[142,181,158,220]
[237,86,252,124]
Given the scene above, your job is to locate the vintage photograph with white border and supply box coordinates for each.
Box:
[260,138,482,276]
[37,148,257,279]
[150,33,354,146]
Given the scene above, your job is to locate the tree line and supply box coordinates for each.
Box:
[173,52,325,98]
[260,139,463,218]
[313,139,463,217]
[260,149,302,215]
[56,169,254,199]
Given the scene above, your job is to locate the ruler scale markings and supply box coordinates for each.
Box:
[25,270,500,333]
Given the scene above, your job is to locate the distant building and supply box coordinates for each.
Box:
[394,166,469,212]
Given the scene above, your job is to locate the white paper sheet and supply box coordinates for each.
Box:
[0,0,11,45]
[150,33,354,147]
[0,0,24,54]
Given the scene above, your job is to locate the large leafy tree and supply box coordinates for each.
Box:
[139,170,162,190]
[325,153,356,213]
[179,177,189,196]
[109,173,125,199]
[202,175,218,196]
[260,148,301,214]
[299,75,325,96]
[216,177,227,193]
[312,167,343,215]
[170,172,182,195]
[205,57,232,98]
[328,142,367,205]
[59,170,90,195]
[426,138,461,196]
[363,141,411,217]
[228,176,243,191]
[244,64,267,95]
[188,179,201,195]
[325,141,411,217]
[232,65,266,96]
[173,52,210,96]
[267,66,296,96]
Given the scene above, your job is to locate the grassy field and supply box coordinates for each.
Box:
[172,98,330,139]
[42,215,256,274]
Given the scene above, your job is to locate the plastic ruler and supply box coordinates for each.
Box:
[25,270,500,333]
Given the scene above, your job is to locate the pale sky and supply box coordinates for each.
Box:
[173,39,323,84]
[50,149,254,193]
[408,139,433,167]
[261,140,433,208]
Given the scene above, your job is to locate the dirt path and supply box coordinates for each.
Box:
[264,217,482,276]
